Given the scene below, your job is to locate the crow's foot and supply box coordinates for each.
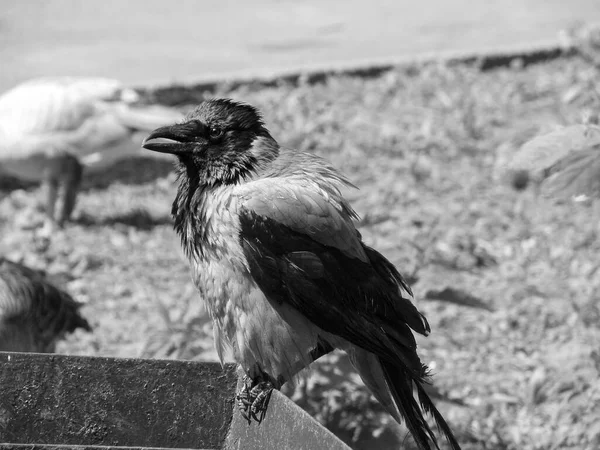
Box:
[236,375,274,424]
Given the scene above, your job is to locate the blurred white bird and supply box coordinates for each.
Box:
[0,257,91,353]
[506,121,600,200]
[0,77,184,226]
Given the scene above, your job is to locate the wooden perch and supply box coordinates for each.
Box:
[0,352,351,450]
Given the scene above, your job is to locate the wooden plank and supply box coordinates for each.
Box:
[224,378,351,450]
[0,352,237,448]
[0,352,351,450]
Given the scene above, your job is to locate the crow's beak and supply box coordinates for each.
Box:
[142,123,197,154]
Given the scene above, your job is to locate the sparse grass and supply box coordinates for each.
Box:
[1,55,600,449]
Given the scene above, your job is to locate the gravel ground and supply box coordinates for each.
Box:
[1,55,599,449]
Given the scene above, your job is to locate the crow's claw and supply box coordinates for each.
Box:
[249,381,273,422]
[238,397,252,407]
[236,377,274,424]
[239,408,251,424]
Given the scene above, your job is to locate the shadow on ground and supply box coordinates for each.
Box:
[74,209,172,231]
[83,157,175,191]
[0,157,174,193]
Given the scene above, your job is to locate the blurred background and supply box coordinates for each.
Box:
[2,0,600,90]
[2,2,600,450]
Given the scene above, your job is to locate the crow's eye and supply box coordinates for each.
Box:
[209,125,224,141]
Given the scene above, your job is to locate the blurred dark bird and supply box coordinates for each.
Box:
[0,77,183,227]
[143,99,461,450]
[504,121,600,199]
[0,258,91,352]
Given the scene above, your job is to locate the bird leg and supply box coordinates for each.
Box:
[42,176,59,226]
[56,155,83,227]
[236,340,334,424]
[236,371,276,424]
[42,153,83,228]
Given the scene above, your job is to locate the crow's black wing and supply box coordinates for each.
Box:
[236,178,428,373]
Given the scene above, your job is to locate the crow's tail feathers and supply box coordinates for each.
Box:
[415,381,462,450]
[380,359,462,450]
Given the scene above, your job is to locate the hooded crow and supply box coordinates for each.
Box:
[0,258,91,353]
[0,77,183,227]
[142,99,461,450]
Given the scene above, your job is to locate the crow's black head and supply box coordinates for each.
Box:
[142,99,278,186]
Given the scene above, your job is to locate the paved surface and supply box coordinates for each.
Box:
[1,0,600,92]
